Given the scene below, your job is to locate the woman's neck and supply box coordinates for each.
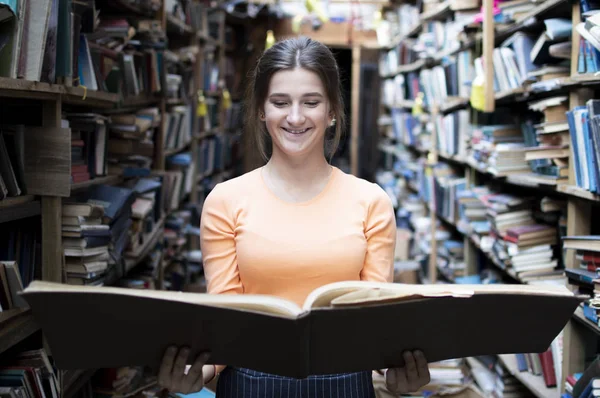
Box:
[266,151,331,186]
[263,151,333,203]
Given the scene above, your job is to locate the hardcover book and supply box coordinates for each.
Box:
[21,280,584,379]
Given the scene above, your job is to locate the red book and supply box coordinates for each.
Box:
[71,172,90,183]
[71,164,88,174]
[506,224,553,239]
[538,350,557,388]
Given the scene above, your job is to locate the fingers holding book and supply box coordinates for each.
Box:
[157,346,212,394]
[385,350,430,394]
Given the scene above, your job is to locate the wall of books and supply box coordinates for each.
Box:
[0,0,249,396]
[378,0,600,396]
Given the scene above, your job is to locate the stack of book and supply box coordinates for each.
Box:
[106,107,160,178]
[483,194,560,280]
[468,124,530,176]
[62,202,110,285]
[65,184,136,285]
[522,96,570,183]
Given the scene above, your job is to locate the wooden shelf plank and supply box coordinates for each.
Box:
[62,87,120,108]
[440,96,469,113]
[120,94,162,108]
[556,184,600,202]
[498,354,560,398]
[0,309,40,356]
[573,305,600,336]
[495,87,528,101]
[420,0,452,22]
[0,77,119,107]
[0,199,41,223]
[71,175,123,192]
[165,141,192,156]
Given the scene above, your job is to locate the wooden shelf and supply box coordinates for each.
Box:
[165,141,192,156]
[120,94,162,108]
[393,99,416,109]
[0,77,119,107]
[383,59,427,78]
[439,96,469,113]
[573,305,600,336]
[0,309,40,356]
[166,98,187,106]
[420,0,452,22]
[487,0,569,45]
[0,196,40,223]
[498,355,559,398]
[495,87,528,102]
[71,175,123,192]
[556,185,600,202]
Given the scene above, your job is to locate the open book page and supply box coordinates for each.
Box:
[23,281,304,319]
[302,280,577,310]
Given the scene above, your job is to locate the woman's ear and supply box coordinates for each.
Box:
[259,109,266,121]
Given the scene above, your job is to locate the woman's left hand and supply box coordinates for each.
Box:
[385,350,430,395]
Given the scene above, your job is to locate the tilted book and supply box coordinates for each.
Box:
[21,281,584,379]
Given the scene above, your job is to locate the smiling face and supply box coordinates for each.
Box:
[260,67,334,160]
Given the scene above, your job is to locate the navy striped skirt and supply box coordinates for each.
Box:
[215,367,376,398]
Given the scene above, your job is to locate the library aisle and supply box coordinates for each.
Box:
[377,0,600,396]
[0,0,599,397]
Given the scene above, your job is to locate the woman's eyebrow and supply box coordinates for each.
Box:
[268,92,324,98]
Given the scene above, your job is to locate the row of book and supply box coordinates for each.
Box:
[381,50,473,107]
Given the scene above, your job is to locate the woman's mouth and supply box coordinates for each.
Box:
[282,127,311,135]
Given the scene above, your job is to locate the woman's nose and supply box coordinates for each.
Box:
[286,105,305,125]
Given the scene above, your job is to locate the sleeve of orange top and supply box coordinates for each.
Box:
[360,185,396,283]
[200,184,244,295]
[199,184,242,376]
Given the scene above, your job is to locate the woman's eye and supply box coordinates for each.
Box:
[273,102,287,107]
[305,101,319,107]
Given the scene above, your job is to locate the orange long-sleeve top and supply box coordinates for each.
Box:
[200,166,396,307]
[199,166,396,376]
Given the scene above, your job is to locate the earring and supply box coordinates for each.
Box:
[330,118,336,127]
[260,112,265,119]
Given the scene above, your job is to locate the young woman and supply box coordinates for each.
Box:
[157,36,430,397]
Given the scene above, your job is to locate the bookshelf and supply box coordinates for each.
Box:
[0,0,244,395]
[378,0,600,395]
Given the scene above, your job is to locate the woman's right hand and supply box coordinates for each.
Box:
[157,346,212,394]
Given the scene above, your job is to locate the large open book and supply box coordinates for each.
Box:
[21,280,584,378]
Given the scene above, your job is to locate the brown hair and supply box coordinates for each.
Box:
[244,36,346,162]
